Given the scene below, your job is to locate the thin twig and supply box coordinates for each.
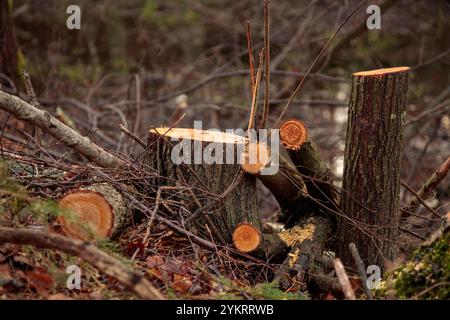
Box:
[402,180,442,219]
[22,70,41,156]
[247,49,265,131]
[333,258,356,300]
[411,48,450,71]
[349,243,373,299]
[119,123,147,148]
[275,0,368,126]
[399,226,427,241]
[245,21,256,90]
[22,70,38,108]
[261,0,270,128]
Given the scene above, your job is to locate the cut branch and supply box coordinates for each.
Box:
[240,141,309,224]
[280,119,338,212]
[405,156,450,214]
[232,222,262,253]
[57,183,131,241]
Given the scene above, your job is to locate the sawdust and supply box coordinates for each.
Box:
[278,223,316,247]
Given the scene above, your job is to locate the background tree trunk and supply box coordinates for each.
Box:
[0,0,20,87]
[336,67,409,269]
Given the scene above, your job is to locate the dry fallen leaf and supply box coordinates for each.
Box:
[24,269,55,292]
[172,273,193,294]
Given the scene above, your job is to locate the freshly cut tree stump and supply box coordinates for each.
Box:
[57,184,129,241]
[336,66,410,268]
[279,119,338,216]
[147,127,259,245]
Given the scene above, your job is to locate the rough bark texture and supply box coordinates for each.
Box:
[274,215,333,289]
[337,67,409,269]
[147,131,259,245]
[280,119,338,217]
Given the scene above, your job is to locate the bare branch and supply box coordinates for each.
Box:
[0,89,125,168]
[333,258,356,300]
[0,227,164,300]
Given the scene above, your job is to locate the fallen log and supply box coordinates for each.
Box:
[232,215,333,265]
[238,136,336,282]
[57,183,131,241]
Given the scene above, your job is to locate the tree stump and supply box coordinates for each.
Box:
[336,67,409,269]
[147,127,259,245]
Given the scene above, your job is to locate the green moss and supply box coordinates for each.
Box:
[247,282,308,300]
[213,277,308,300]
[382,232,450,299]
[141,0,199,29]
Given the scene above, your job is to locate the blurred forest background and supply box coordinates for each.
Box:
[2,0,448,197]
[0,0,449,299]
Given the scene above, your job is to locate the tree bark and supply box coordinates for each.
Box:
[274,215,333,289]
[336,67,409,269]
[279,119,338,216]
[147,128,259,245]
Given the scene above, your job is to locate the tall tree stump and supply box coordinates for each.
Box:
[336,67,409,269]
[147,128,259,245]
